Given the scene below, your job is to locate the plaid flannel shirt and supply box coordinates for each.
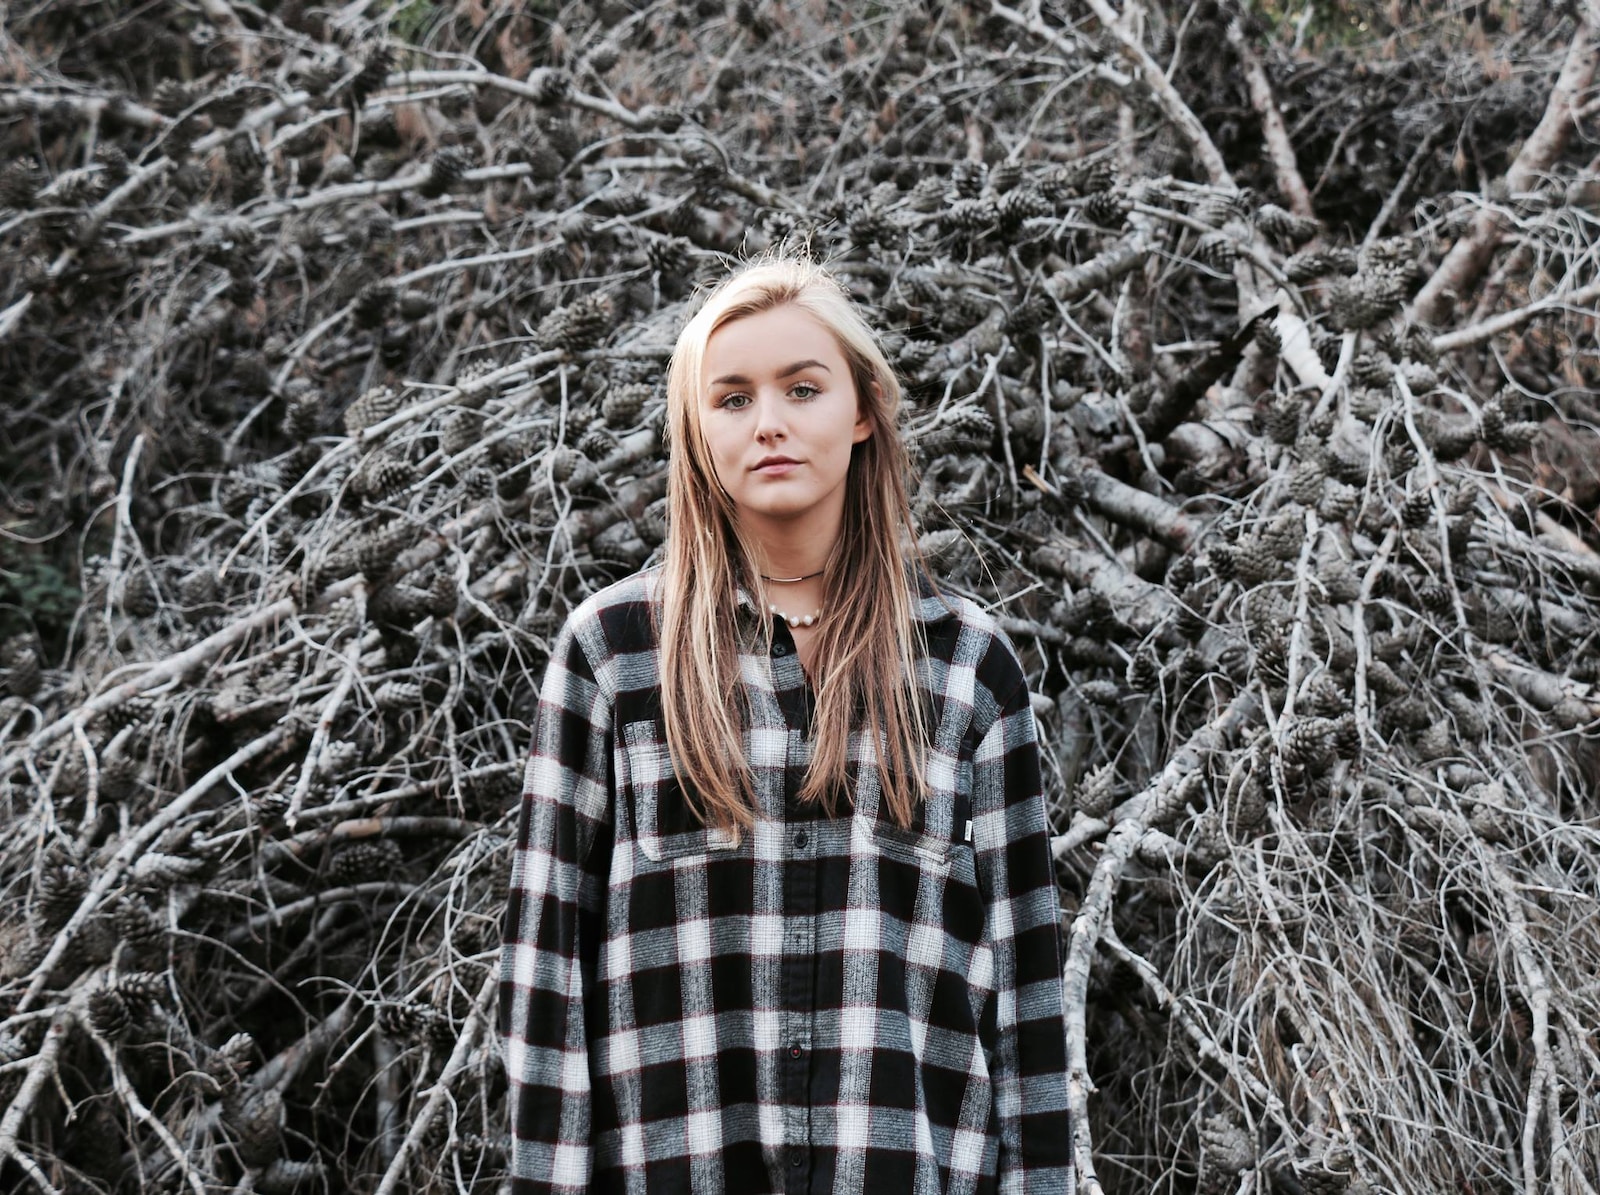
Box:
[498,564,1072,1194]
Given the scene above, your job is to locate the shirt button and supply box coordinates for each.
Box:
[789,1150,803,1168]
[773,642,788,656]
[794,831,808,849]
[789,1044,803,1059]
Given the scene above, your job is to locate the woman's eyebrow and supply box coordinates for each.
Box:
[710,359,831,386]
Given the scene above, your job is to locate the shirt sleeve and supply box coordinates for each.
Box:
[497,616,614,1194]
[972,673,1074,1195]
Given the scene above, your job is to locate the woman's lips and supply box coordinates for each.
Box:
[754,461,800,475]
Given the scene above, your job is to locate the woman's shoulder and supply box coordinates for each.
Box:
[556,565,663,663]
[912,573,1028,704]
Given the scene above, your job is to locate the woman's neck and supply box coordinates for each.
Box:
[740,515,835,585]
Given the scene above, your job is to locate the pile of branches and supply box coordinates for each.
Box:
[3,1,1599,1191]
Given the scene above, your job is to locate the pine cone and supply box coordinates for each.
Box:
[1263,397,1301,445]
[441,410,484,459]
[907,176,946,213]
[1074,762,1119,819]
[1281,717,1336,770]
[1467,788,1512,844]
[600,381,652,429]
[1415,580,1452,616]
[1315,558,1360,603]
[986,161,1023,193]
[995,186,1051,233]
[1126,648,1160,693]
[1284,247,1358,283]
[1322,442,1370,486]
[1147,770,1203,831]
[1399,490,1433,528]
[351,43,394,104]
[1377,695,1430,737]
[645,236,691,276]
[1348,388,1388,422]
[352,281,392,328]
[113,898,167,958]
[344,385,403,435]
[1228,773,1268,834]
[941,197,996,234]
[1413,721,1454,762]
[1256,203,1319,243]
[1050,157,1115,198]
[1328,272,1403,331]
[259,1159,326,1193]
[1079,679,1122,709]
[1261,510,1305,561]
[0,637,42,698]
[132,852,206,889]
[1196,233,1237,270]
[328,838,405,885]
[577,424,615,461]
[1289,460,1327,506]
[121,570,159,618]
[1198,1114,1252,1175]
[353,520,419,578]
[371,581,440,626]
[152,78,198,116]
[1061,590,1116,638]
[373,679,425,714]
[377,1000,438,1041]
[1349,351,1393,389]
[87,987,134,1041]
[1444,688,1488,738]
[1233,539,1280,585]
[1488,419,1541,453]
[1298,1164,1351,1195]
[418,146,471,199]
[950,160,987,198]
[36,850,88,929]
[224,1087,284,1167]
[1362,235,1415,272]
[846,203,895,248]
[1208,543,1237,581]
[1174,587,1208,641]
[528,66,573,106]
[1083,188,1130,228]
[1318,480,1360,524]
[1551,696,1594,731]
[536,293,614,353]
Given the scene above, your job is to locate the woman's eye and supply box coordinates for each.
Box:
[716,393,749,410]
[791,382,820,399]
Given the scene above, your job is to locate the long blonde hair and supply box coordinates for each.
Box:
[657,252,944,832]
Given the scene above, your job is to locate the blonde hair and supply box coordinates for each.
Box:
[656,251,944,832]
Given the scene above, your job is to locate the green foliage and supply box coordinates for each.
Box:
[0,537,80,646]
[1245,0,1494,46]
[387,0,439,44]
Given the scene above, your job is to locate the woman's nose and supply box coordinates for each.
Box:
[752,390,787,440]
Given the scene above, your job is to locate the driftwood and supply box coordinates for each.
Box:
[2,2,1600,1192]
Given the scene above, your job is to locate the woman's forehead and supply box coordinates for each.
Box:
[704,305,843,370]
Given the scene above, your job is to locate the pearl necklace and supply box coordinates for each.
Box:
[769,602,822,628]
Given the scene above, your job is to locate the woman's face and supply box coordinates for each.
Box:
[698,303,874,537]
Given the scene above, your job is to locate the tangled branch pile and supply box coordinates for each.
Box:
[3,1,1599,1191]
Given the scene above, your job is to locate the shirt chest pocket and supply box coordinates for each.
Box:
[861,755,973,879]
[620,719,740,863]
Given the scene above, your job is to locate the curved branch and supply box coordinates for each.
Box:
[1411,22,1597,324]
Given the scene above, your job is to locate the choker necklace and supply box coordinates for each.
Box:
[769,602,822,628]
[760,569,824,583]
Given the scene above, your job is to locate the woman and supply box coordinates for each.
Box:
[498,254,1072,1194]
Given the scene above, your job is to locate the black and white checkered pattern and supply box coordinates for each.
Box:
[498,564,1072,1194]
